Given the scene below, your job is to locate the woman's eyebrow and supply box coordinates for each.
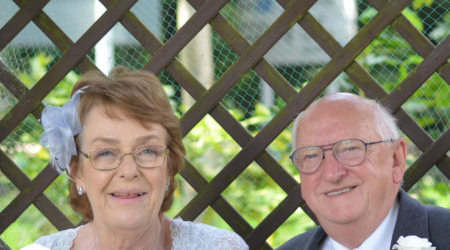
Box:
[135,135,160,144]
[92,137,120,144]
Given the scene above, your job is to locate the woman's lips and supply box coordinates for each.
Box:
[110,192,146,198]
[108,191,147,203]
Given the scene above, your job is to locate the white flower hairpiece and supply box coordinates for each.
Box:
[40,87,87,175]
[392,236,436,250]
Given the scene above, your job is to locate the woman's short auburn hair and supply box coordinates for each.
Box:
[67,67,185,221]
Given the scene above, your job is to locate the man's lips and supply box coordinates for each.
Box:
[325,186,356,197]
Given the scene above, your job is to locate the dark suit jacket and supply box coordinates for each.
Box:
[277,190,450,250]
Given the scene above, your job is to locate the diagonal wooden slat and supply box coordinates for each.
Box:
[93,3,269,246]
[167,63,300,194]
[245,184,304,249]
[240,3,450,244]
[108,2,318,242]
[366,0,450,103]
[0,165,59,234]
[290,2,450,181]
[368,0,450,87]
[402,127,450,191]
[0,238,11,250]
[187,0,298,103]
[109,0,301,196]
[0,0,138,143]
[10,0,100,74]
[0,0,447,247]
[108,5,321,247]
[382,34,450,112]
[0,150,74,231]
[181,161,272,250]
[177,0,413,221]
[0,60,44,120]
[143,0,229,75]
[392,18,450,85]
[0,0,50,52]
[179,0,317,136]
[112,0,302,193]
[168,61,317,224]
[240,4,450,245]
[97,4,296,246]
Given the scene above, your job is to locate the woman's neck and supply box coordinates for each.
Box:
[86,215,172,250]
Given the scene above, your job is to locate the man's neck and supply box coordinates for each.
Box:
[320,199,397,249]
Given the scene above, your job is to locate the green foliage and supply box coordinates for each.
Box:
[412,0,435,10]
[1,52,81,248]
[169,103,311,248]
[3,2,450,247]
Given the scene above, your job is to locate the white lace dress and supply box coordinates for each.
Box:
[22,218,249,250]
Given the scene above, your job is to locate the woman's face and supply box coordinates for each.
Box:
[75,106,169,229]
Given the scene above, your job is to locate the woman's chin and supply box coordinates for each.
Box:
[105,214,151,229]
[97,205,158,229]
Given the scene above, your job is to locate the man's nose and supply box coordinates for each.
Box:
[321,148,348,182]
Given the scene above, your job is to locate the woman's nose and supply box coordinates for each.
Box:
[117,153,139,179]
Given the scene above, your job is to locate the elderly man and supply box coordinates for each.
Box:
[278,93,450,250]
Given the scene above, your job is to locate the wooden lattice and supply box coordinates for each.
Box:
[1,0,450,249]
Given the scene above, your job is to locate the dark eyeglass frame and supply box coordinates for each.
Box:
[290,139,394,174]
[79,145,170,171]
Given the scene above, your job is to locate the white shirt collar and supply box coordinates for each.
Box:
[319,199,400,250]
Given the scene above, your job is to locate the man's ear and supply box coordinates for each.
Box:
[392,138,407,184]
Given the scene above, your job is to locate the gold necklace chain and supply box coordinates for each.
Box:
[91,217,164,250]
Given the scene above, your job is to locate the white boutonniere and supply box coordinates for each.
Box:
[392,236,436,250]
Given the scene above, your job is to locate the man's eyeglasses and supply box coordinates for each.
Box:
[79,145,169,170]
[290,139,393,174]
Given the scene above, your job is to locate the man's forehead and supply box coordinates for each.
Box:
[302,95,369,122]
[296,94,376,144]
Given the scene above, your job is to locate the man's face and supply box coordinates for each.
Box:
[296,96,404,228]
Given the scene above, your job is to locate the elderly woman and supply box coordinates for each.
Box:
[24,67,248,250]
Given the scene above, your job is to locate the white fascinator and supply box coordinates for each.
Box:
[40,87,87,174]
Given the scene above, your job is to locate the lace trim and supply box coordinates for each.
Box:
[28,219,248,250]
[33,226,81,250]
[170,218,249,250]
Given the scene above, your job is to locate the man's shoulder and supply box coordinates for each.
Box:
[425,203,450,217]
[276,226,326,250]
[394,190,450,248]
[425,203,450,230]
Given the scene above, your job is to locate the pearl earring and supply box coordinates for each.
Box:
[78,187,83,195]
[165,183,169,191]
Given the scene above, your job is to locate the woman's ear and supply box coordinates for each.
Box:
[70,161,84,189]
[392,138,407,184]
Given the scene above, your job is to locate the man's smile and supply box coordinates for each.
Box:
[325,186,356,197]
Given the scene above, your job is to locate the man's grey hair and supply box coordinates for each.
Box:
[292,98,400,151]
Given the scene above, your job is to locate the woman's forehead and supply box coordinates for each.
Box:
[81,107,167,145]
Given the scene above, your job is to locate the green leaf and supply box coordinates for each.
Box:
[360,7,377,25]
[402,8,424,31]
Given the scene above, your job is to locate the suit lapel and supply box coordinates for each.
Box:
[304,226,327,250]
[390,190,430,248]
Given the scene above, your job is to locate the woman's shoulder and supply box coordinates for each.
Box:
[170,217,249,250]
[22,227,82,250]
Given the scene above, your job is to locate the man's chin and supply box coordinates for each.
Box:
[320,208,364,225]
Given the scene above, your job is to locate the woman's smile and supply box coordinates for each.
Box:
[108,188,148,204]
